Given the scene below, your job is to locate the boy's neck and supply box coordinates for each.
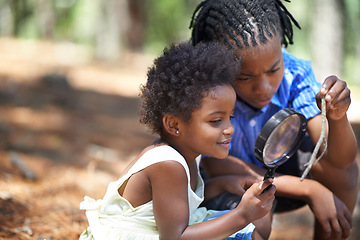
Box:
[237,96,261,111]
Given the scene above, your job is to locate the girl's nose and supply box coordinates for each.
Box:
[224,121,234,135]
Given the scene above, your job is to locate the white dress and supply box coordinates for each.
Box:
[79,145,215,240]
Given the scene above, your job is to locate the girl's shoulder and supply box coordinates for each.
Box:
[141,145,185,164]
[128,145,190,179]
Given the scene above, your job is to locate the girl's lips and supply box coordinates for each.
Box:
[218,140,231,148]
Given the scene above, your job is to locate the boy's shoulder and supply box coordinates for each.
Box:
[282,48,312,75]
[282,48,313,78]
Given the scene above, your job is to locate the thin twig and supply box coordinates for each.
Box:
[300,96,328,181]
[9,151,36,180]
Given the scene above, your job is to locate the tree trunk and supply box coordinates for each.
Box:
[0,0,14,36]
[95,0,127,61]
[310,0,345,82]
[35,0,55,39]
[126,0,146,51]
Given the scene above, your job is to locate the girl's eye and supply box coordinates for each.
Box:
[209,119,222,124]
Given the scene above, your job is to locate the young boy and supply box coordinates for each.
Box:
[190,0,359,239]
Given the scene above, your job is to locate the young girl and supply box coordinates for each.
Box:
[79,42,276,240]
[190,0,358,239]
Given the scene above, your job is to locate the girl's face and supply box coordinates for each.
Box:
[178,84,236,160]
[233,36,284,109]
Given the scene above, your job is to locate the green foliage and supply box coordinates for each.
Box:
[144,0,198,55]
[286,0,312,60]
[343,0,360,85]
[54,0,97,45]
[69,0,99,45]
[1,0,359,85]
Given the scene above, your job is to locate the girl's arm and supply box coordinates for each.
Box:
[148,160,275,240]
[182,178,274,240]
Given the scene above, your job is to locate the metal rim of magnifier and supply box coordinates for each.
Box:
[254,108,307,168]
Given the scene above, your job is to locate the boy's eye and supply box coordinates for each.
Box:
[269,67,280,73]
[236,77,250,81]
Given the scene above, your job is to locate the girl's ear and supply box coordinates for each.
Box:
[162,114,181,136]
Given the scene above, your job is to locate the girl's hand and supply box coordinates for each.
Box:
[235,178,276,222]
[317,75,351,121]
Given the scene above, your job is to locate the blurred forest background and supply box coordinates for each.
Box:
[1,0,359,83]
[0,0,360,239]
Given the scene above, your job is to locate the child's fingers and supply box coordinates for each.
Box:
[320,75,339,95]
[328,91,351,111]
[324,81,348,103]
[320,76,349,103]
[318,76,351,116]
[263,194,276,211]
[338,213,351,239]
[257,179,276,210]
[258,178,275,194]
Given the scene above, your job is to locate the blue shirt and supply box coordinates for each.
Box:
[229,49,321,167]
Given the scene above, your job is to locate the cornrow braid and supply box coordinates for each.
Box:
[190,0,301,49]
[274,0,301,45]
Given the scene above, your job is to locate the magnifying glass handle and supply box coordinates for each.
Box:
[262,168,276,193]
[263,168,276,180]
[263,168,275,180]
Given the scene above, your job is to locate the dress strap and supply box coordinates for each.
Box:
[121,145,190,183]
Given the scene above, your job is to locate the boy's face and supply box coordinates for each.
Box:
[178,84,236,160]
[233,35,284,109]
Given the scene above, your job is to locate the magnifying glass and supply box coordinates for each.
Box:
[254,108,307,185]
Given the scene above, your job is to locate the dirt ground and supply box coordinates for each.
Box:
[0,38,359,240]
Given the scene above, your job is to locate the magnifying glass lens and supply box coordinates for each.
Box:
[263,115,301,165]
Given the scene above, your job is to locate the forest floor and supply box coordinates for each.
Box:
[0,38,359,240]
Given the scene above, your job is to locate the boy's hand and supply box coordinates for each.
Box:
[317,75,351,121]
[307,181,352,239]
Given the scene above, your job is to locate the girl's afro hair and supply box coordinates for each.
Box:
[140,41,241,135]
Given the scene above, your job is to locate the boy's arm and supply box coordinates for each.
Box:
[273,174,352,239]
[203,175,256,202]
[307,113,357,169]
[306,75,357,169]
[202,155,352,239]
[201,155,263,180]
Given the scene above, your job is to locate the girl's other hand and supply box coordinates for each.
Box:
[235,178,276,222]
[317,75,351,121]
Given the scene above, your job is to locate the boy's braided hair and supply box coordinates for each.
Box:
[190,0,300,49]
[140,41,241,135]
